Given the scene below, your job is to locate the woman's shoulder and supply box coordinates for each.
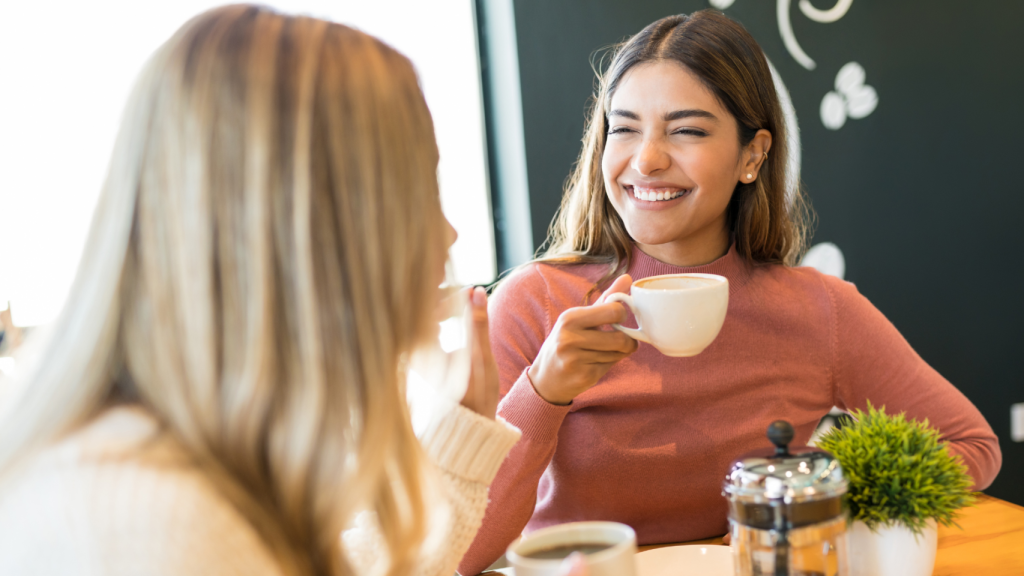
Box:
[749,261,859,298]
[0,407,282,575]
[745,263,881,334]
[492,260,609,312]
[490,260,610,328]
[786,264,868,307]
[496,260,607,292]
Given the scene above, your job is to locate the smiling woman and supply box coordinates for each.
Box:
[537,10,811,286]
[458,10,1000,575]
[602,61,773,267]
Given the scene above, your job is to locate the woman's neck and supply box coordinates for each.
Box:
[635,222,730,268]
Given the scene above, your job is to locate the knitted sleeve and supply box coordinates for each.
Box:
[342,404,521,576]
[824,274,1002,490]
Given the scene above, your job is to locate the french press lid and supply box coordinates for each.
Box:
[723,421,847,529]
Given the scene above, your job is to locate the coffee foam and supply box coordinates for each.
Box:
[637,275,722,291]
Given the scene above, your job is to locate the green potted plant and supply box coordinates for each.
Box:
[816,403,975,576]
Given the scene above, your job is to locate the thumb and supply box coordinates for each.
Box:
[469,287,492,367]
[468,286,491,381]
[463,286,498,419]
[470,286,489,334]
[597,274,633,304]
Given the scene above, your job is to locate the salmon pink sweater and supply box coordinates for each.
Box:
[458,244,1001,575]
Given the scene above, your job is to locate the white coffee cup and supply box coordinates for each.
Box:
[506,521,637,576]
[605,273,728,357]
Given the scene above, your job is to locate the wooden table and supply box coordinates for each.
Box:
[930,495,1024,575]
[483,495,1024,575]
[637,495,1024,575]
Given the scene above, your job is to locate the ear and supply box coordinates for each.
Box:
[739,129,773,184]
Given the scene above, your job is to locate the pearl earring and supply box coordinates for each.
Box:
[746,173,753,180]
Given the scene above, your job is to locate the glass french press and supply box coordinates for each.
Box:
[723,421,850,576]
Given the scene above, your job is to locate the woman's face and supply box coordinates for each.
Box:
[602,61,755,263]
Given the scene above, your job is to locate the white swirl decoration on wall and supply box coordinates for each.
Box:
[711,0,877,130]
[798,0,854,22]
[708,0,858,277]
[779,0,855,69]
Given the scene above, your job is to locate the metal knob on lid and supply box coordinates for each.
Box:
[767,420,795,455]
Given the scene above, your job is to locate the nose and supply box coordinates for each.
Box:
[444,215,458,249]
[632,137,670,176]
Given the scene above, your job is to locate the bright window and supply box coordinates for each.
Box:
[0,0,495,327]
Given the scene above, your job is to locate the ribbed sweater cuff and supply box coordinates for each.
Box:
[419,404,522,485]
[496,367,572,440]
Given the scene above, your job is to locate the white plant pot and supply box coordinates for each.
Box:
[849,518,937,576]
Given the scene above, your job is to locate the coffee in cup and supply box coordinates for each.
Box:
[605,273,728,357]
[507,521,637,576]
[522,543,613,560]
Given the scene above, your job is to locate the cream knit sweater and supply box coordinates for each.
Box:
[0,404,520,575]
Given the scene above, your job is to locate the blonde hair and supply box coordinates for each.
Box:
[539,11,812,287]
[0,5,447,575]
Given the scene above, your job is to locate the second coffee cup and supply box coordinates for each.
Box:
[506,521,637,576]
[605,273,728,357]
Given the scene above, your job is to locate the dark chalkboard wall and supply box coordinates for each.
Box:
[477,0,1023,505]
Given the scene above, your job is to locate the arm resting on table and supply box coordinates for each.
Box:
[825,275,1002,489]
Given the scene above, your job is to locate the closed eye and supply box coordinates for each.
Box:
[607,126,636,135]
[673,128,708,137]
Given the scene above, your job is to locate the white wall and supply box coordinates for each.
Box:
[0,0,495,326]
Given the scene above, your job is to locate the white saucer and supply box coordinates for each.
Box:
[635,545,733,576]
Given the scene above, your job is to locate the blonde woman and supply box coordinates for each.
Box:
[0,5,538,576]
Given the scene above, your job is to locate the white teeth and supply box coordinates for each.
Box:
[631,187,686,202]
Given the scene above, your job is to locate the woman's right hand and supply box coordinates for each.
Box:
[527,275,638,405]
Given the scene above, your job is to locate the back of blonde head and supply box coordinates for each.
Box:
[0,5,446,575]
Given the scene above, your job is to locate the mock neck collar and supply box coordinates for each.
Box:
[625,243,753,295]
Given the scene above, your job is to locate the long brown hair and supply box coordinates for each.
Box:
[539,10,812,283]
[0,5,445,575]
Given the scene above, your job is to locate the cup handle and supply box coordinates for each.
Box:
[604,293,651,344]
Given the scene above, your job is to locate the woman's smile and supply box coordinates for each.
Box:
[624,184,692,209]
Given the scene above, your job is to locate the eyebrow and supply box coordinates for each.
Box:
[608,108,718,122]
